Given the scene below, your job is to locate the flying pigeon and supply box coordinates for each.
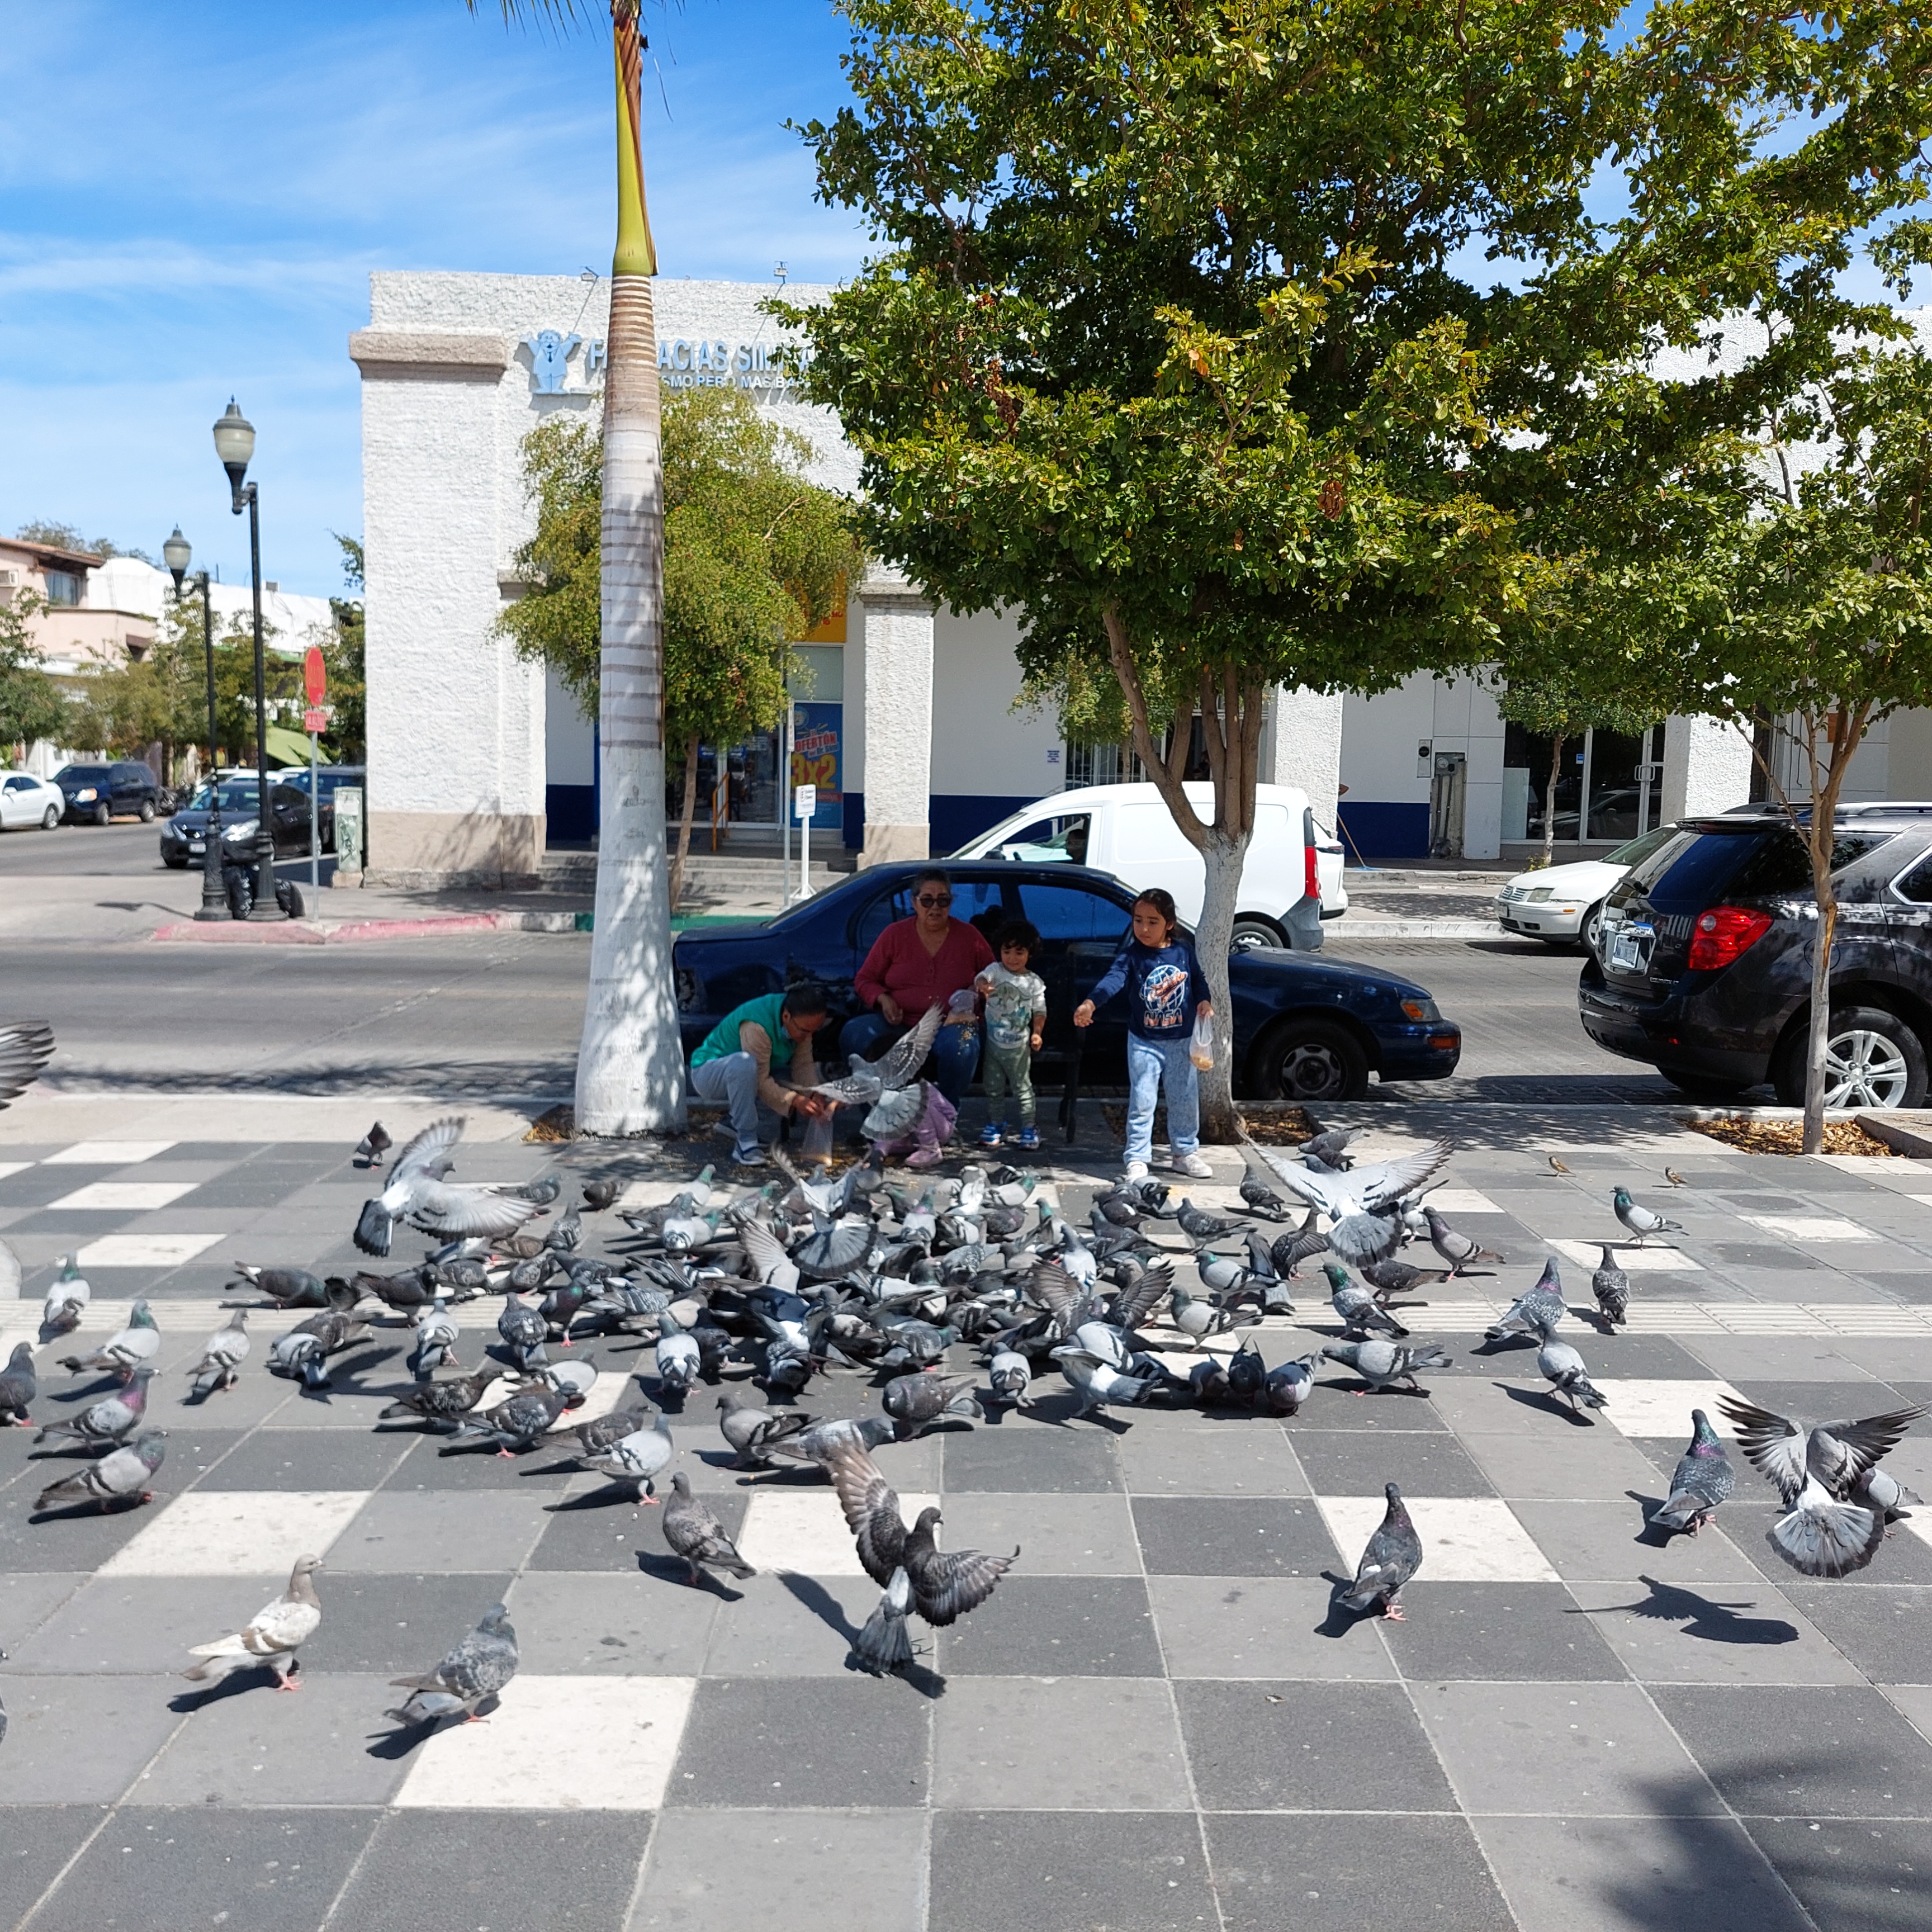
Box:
[1612,1186,1682,1245]
[1537,1334,1608,1414]
[1340,1482,1423,1620]
[188,1311,250,1398]
[716,1389,814,1469]
[1483,1258,1567,1343]
[226,1264,329,1309]
[1650,1410,1735,1537]
[40,1253,88,1338]
[581,1412,676,1504]
[353,1120,393,1168]
[1591,1246,1630,1329]
[1422,1206,1502,1275]
[387,1602,519,1725]
[850,1566,917,1675]
[182,1556,323,1690]
[0,1341,38,1427]
[809,1002,946,1144]
[1320,1338,1452,1395]
[661,1471,756,1584]
[1258,1137,1452,1223]
[354,1116,544,1257]
[35,1365,154,1448]
[58,1300,160,1380]
[0,1022,54,1107]
[35,1429,166,1512]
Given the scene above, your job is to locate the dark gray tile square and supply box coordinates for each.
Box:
[295,1572,516,1674]
[943,1426,1121,1491]
[1732,1379,1911,1419]
[388,1434,580,1490]
[1132,1496,1340,1576]
[1579,1335,1733,1377]
[0,1807,105,1929]
[530,1489,748,1577]
[190,1426,410,1491]
[0,1676,180,1802]
[1290,1428,1495,1498]
[667,1677,928,1807]
[1778,1585,1932,1680]
[1209,1812,1513,1932]
[1860,1273,1932,1304]
[333,1810,651,1932]
[929,1811,1216,1932]
[1376,1581,1630,1681]
[28,1807,377,1932]
[1654,1686,1932,1816]
[0,1481,168,1571]
[1714,1244,1822,1270]
[935,1575,1164,1676]
[1176,1680,1456,1810]
[1744,1816,1932,1932]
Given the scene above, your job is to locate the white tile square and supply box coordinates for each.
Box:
[1900,1195,1932,1209]
[48,1182,198,1211]
[75,1234,224,1268]
[393,1674,695,1809]
[1904,1517,1932,1553]
[1424,1189,1502,1215]
[43,1141,177,1166]
[736,1488,940,1575]
[1595,1380,1745,1439]
[1550,1239,1703,1272]
[546,1368,632,1432]
[1315,1495,1559,1582]
[0,1161,34,1181]
[98,1490,370,1576]
[1746,1215,1881,1243]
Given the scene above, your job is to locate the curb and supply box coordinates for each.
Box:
[153,910,595,945]
[1323,918,1502,940]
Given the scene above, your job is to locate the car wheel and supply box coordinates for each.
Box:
[1580,899,1607,955]
[1775,1006,1928,1110]
[91,803,110,826]
[137,799,155,823]
[1231,917,1284,953]
[1251,1018,1370,1102]
[162,856,188,870]
[40,806,58,830]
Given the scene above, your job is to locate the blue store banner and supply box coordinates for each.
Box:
[791,702,842,827]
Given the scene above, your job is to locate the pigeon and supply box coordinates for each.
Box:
[1262,1352,1319,1417]
[58,1299,160,1380]
[1854,1462,1924,1526]
[353,1120,393,1168]
[378,1362,504,1426]
[1537,1334,1608,1414]
[1718,1395,1927,1577]
[661,1471,756,1583]
[35,1429,166,1512]
[581,1413,676,1503]
[1237,1173,1294,1220]
[1324,1264,1408,1339]
[1650,1410,1736,1537]
[267,1309,368,1389]
[654,1310,702,1393]
[542,1204,583,1255]
[717,1389,814,1469]
[408,1296,461,1380]
[188,1312,250,1398]
[450,1382,570,1455]
[1483,1258,1567,1343]
[1321,1338,1452,1395]
[1225,1336,1267,1404]
[1301,1126,1361,1169]
[182,1556,324,1690]
[826,1440,1016,1623]
[1339,1482,1423,1620]
[809,1002,946,1144]
[582,1177,621,1212]
[1049,1345,1157,1420]
[227,1264,329,1309]
[563,1393,655,1461]
[0,1341,38,1426]
[1175,1198,1247,1244]
[35,1366,154,1448]
[387,1603,519,1725]
[508,1172,563,1207]
[496,1292,548,1371]
[1422,1207,1502,1274]
[1591,1246,1630,1329]
[850,1566,917,1675]
[1271,1212,1330,1278]
[767,1413,898,1469]
[1612,1186,1682,1245]
[354,1116,544,1257]
[986,1347,1031,1407]
[1168,1285,1258,1348]
[40,1253,89,1338]
[1361,1258,1447,1298]
[0,1021,54,1107]
[882,1371,982,1439]
[537,1353,601,1403]
[1258,1138,1452,1223]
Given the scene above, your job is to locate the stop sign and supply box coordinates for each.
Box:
[304,645,326,705]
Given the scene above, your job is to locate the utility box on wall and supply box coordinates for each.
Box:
[333,787,364,884]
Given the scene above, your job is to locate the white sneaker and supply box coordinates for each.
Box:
[1123,1161,1150,1182]
[1169,1152,1213,1178]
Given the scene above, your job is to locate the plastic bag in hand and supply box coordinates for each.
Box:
[1190,1011,1215,1071]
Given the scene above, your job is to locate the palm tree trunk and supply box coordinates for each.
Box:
[574,1,687,1135]
[669,730,700,911]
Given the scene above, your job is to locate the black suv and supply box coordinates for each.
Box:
[53,761,163,826]
[1578,803,1932,1106]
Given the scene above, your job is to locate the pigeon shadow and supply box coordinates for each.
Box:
[1470,1334,1540,1357]
[1315,1571,1375,1640]
[633,1550,746,1599]
[1625,1489,1683,1548]
[1579,1575,1798,1645]
[542,1484,638,1513]
[28,1496,149,1523]
[365,1718,439,1761]
[1317,1375,1433,1399]
[1498,1382,1599,1427]
[168,1666,287,1713]
[48,1376,124,1404]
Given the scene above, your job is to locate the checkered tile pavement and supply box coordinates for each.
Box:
[3,1117,1932,1931]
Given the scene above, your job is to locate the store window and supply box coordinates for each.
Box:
[1503,722,1666,846]
[43,569,81,606]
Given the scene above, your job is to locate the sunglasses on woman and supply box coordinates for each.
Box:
[916,893,953,908]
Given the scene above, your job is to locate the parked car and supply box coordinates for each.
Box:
[953,782,1347,951]
[159,776,336,869]
[1578,802,1932,1105]
[53,761,162,826]
[673,860,1460,1101]
[274,764,362,853]
[1497,824,1679,950]
[0,770,65,832]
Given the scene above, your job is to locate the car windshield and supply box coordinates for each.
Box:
[1603,824,1677,869]
[56,766,111,785]
[186,780,260,813]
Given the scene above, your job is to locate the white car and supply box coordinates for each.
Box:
[1496,824,1679,950]
[954,780,1347,950]
[0,770,64,832]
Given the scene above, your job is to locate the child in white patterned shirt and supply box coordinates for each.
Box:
[973,921,1048,1151]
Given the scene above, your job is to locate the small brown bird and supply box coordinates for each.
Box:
[1547,1154,1571,1175]
[1664,1169,1687,1187]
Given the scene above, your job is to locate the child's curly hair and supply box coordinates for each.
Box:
[995,921,1040,958]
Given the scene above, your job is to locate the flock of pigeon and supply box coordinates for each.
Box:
[1,1092,1925,1728]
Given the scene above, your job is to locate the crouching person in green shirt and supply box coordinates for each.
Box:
[688,984,835,1167]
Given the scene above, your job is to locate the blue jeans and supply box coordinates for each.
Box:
[840,1012,981,1105]
[1125,1031,1199,1164]
[689,1051,767,1159]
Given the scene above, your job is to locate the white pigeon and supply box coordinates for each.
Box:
[188,1311,251,1397]
[810,1002,945,1140]
[582,1413,675,1504]
[354,1116,545,1257]
[39,1251,87,1334]
[182,1556,324,1689]
[1258,1139,1454,1221]
[58,1299,160,1377]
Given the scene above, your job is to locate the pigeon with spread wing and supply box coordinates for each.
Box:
[810,1003,945,1144]
[0,1022,53,1109]
[354,1116,546,1257]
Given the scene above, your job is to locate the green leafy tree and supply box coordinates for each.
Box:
[326,533,367,763]
[0,589,69,754]
[1493,677,1660,868]
[500,389,857,905]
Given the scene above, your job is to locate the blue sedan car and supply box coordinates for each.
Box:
[674,861,1460,1102]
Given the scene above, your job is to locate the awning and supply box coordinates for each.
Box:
[264,724,324,767]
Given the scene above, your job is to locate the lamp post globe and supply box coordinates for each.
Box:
[165,527,229,922]
[162,526,191,591]
[212,401,255,504]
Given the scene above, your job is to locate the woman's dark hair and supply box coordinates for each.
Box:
[996,920,1040,956]
[912,867,951,895]
[781,982,830,1019]
[1134,887,1181,934]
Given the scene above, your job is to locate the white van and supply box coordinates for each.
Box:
[953,782,1347,950]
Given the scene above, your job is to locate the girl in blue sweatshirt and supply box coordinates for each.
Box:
[1073,887,1214,1180]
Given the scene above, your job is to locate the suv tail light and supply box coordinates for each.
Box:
[1304,816,1320,903]
[1688,905,1773,971]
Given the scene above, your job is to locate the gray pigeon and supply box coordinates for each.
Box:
[1169,1285,1259,1348]
[986,1348,1031,1407]
[40,1253,88,1338]
[581,1412,676,1503]
[1612,1186,1682,1244]
[1048,1345,1156,1420]
[537,1353,602,1403]
[387,1602,519,1725]
[661,1471,756,1583]
[1324,1264,1408,1339]
[228,1264,329,1309]
[654,1311,701,1393]
[268,1308,368,1390]
[1340,1481,1423,1620]
[716,1389,814,1469]
[1591,1246,1630,1329]
[188,1312,251,1398]
[882,1371,982,1440]
[565,1396,656,1462]
[408,1296,460,1380]
[1483,1258,1566,1343]
[182,1556,324,1690]
[850,1566,916,1675]
[1175,1198,1246,1244]
[767,1414,897,1469]
[1321,1338,1452,1395]
[35,1365,153,1448]
[449,1382,570,1455]
[58,1299,159,1379]
[353,1120,392,1168]
[35,1429,166,1512]
[1262,1352,1319,1417]
[1301,1126,1361,1169]
[1422,1205,1502,1274]
[1361,1258,1448,1298]
[1650,1410,1735,1537]
[1537,1335,1608,1414]
[0,1341,36,1427]
[496,1292,548,1372]
[378,1361,504,1426]
[355,1116,543,1257]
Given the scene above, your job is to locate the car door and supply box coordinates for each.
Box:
[0,775,29,828]
[1008,875,1135,1081]
[269,785,309,853]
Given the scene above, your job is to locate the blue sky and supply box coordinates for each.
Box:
[0,1,869,596]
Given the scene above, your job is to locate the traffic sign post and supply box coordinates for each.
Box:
[793,783,816,902]
[302,646,326,892]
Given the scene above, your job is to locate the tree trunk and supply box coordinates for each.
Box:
[574,3,687,1137]
[1798,703,1871,1156]
[669,729,700,911]
[1541,733,1564,867]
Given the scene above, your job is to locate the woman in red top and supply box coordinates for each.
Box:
[843,868,993,1105]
